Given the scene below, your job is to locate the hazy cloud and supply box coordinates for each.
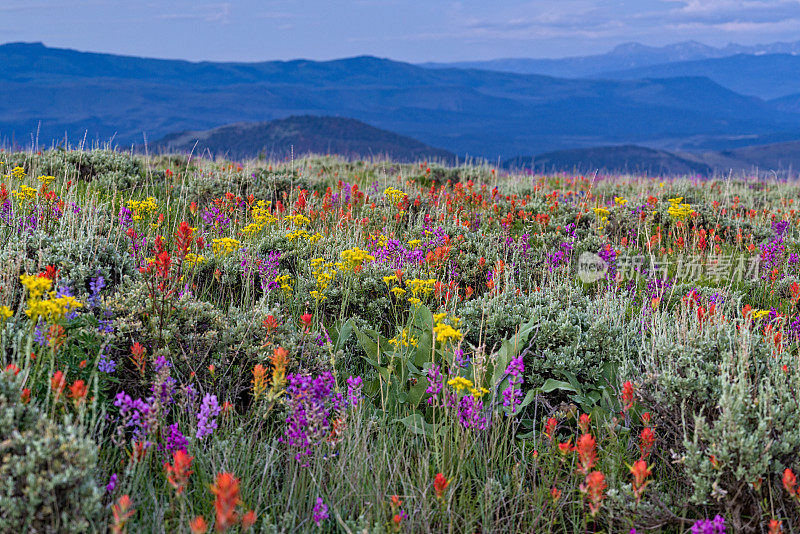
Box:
[156,2,231,23]
[2,0,800,61]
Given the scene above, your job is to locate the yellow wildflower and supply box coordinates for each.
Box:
[433,322,462,344]
[388,328,418,348]
[470,387,489,399]
[211,238,241,257]
[20,274,52,300]
[447,377,474,391]
[340,248,375,271]
[384,187,406,204]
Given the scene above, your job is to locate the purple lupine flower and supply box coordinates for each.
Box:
[346,376,363,407]
[118,206,133,228]
[196,393,221,440]
[453,348,469,368]
[691,515,725,534]
[312,497,329,526]
[502,355,525,415]
[160,423,188,455]
[153,355,171,373]
[33,321,47,347]
[773,219,789,236]
[88,275,106,307]
[98,353,116,374]
[256,251,281,292]
[425,364,443,406]
[597,244,618,282]
[457,394,488,430]
[114,392,152,440]
[105,473,118,493]
[98,318,114,334]
[281,372,342,463]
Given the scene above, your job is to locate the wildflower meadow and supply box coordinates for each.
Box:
[1,149,800,533]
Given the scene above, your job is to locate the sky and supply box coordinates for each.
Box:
[2,0,800,62]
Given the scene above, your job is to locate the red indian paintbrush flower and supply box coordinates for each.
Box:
[621,381,635,412]
[164,449,194,495]
[629,460,652,503]
[639,427,656,459]
[580,471,607,517]
[543,417,557,440]
[51,370,66,399]
[175,221,194,260]
[578,413,591,434]
[783,468,799,501]
[111,495,135,534]
[131,342,147,376]
[576,433,597,474]
[433,472,449,500]
[189,516,208,534]
[211,472,241,532]
[68,379,87,405]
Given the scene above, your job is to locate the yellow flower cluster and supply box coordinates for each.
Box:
[183,253,206,269]
[470,386,490,399]
[241,201,279,236]
[384,187,406,204]
[285,229,322,243]
[285,213,311,227]
[614,197,628,206]
[211,238,241,257]
[446,376,486,398]
[405,278,436,297]
[310,257,338,302]
[433,313,462,344]
[340,247,375,271]
[447,376,473,391]
[369,232,388,249]
[127,197,158,221]
[38,175,55,187]
[667,197,693,220]
[20,274,83,323]
[0,306,13,322]
[12,185,38,202]
[275,274,293,295]
[10,166,26,179]
[752,309,770,320]
[388,327,418,348]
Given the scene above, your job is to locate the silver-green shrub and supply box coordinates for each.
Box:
[0,373,102,532]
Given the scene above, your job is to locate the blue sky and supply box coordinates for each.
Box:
[3,0,800,61]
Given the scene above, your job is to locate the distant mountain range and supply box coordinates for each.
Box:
[599,54,800,99]
[505,141,800,176]
[149,116,455,162]
[423,40,800,82]
[4,42,800,160]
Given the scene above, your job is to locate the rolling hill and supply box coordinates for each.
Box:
[504,141,800,176]
[599,54,800,99]
[422,40,800,80]
[148,116,455,162]
[505,145,712,175]
[3,42,800,158]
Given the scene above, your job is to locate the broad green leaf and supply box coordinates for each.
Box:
[540,379,578,394]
